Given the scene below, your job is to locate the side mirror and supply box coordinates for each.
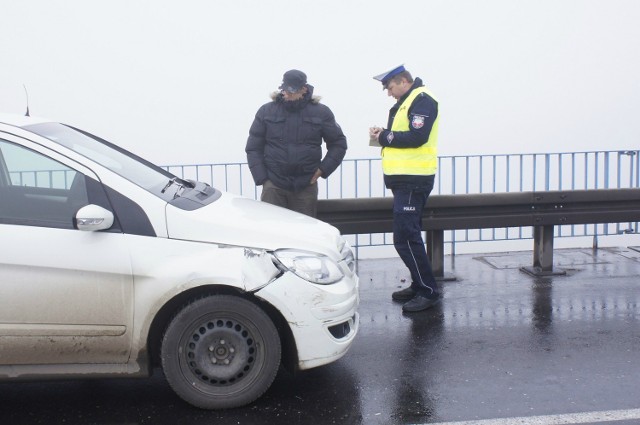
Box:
[75,204,114,231]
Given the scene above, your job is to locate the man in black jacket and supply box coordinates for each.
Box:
[246,70,347,217]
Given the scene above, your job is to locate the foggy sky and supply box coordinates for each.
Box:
[2,0,640,166]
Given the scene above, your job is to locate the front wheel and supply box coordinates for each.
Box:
[161,295,281,409]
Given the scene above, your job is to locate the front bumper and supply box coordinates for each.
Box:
[254,271,359,370]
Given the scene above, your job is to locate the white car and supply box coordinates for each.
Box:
[0,113,359,409]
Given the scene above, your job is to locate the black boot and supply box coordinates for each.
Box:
[402,294,441,312]
[391,286,417,301]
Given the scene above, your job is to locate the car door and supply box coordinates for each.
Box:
[0,135,134,365]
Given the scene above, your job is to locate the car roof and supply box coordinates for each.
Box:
[0,113,55,128]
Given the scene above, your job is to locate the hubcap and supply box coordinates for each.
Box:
[185,318,256,386]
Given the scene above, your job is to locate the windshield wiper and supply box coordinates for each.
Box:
[162,177,197,199]
[161,177,179,193]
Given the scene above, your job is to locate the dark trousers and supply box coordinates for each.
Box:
[391,179,439,299]
[261,179,318,217]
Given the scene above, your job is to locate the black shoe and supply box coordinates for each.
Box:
[392,286,417,301]
[402,294,441,312]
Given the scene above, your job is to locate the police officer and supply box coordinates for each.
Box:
[369,64,441,312]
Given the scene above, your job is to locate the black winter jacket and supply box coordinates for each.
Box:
[246,85,347,192]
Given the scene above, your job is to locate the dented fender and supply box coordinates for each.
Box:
[239,248,281,291]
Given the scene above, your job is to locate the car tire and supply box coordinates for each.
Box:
[161,295,281,409]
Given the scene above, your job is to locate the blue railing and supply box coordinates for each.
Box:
[164,150,640,197]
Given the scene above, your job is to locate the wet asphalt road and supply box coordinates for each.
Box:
[1,246,639,425]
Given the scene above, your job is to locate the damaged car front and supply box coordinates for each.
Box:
[164,192,360,371]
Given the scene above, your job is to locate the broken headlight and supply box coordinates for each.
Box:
[273,249,344,285]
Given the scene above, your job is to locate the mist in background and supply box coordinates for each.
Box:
[2,0,640,167]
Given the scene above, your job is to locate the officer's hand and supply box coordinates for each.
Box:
[369,126,383,143]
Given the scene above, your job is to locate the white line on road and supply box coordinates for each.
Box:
[413,408,640,425]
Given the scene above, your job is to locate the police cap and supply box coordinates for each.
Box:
[373,64,406,89]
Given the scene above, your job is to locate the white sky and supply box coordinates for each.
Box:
[2,0,640,166]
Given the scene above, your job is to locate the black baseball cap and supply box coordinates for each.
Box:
[279,69,307,93]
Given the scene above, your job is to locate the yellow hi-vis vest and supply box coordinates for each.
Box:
[382,87,439,176]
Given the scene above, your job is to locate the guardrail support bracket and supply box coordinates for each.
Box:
[521,225,567,277]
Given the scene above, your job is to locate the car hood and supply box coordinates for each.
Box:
[165,191,343,257]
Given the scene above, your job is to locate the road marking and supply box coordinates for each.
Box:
[414,408,640,425]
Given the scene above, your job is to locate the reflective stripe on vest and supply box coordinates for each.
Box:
[382,87,439,176]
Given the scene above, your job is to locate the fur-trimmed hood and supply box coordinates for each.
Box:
[269,84,322,104]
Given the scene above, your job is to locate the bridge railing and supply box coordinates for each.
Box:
[163,150,640,197]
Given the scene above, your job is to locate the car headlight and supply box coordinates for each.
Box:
[273,249,344,285]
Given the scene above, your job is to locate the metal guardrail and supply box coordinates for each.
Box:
[317,188,640,277]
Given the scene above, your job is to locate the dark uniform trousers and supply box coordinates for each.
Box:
[391,176,439,299]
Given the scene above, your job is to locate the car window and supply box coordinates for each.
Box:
[25,123,175,196]
[0,139,89,229]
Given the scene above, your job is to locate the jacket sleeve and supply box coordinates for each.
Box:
[378,93,438,148]
[318,107,348,178]
[245,106,269,185]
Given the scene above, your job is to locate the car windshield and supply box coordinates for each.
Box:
[24,122,182,200]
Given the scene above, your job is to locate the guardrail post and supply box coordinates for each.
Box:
[521,225,567,276]
[427,230,456,281]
